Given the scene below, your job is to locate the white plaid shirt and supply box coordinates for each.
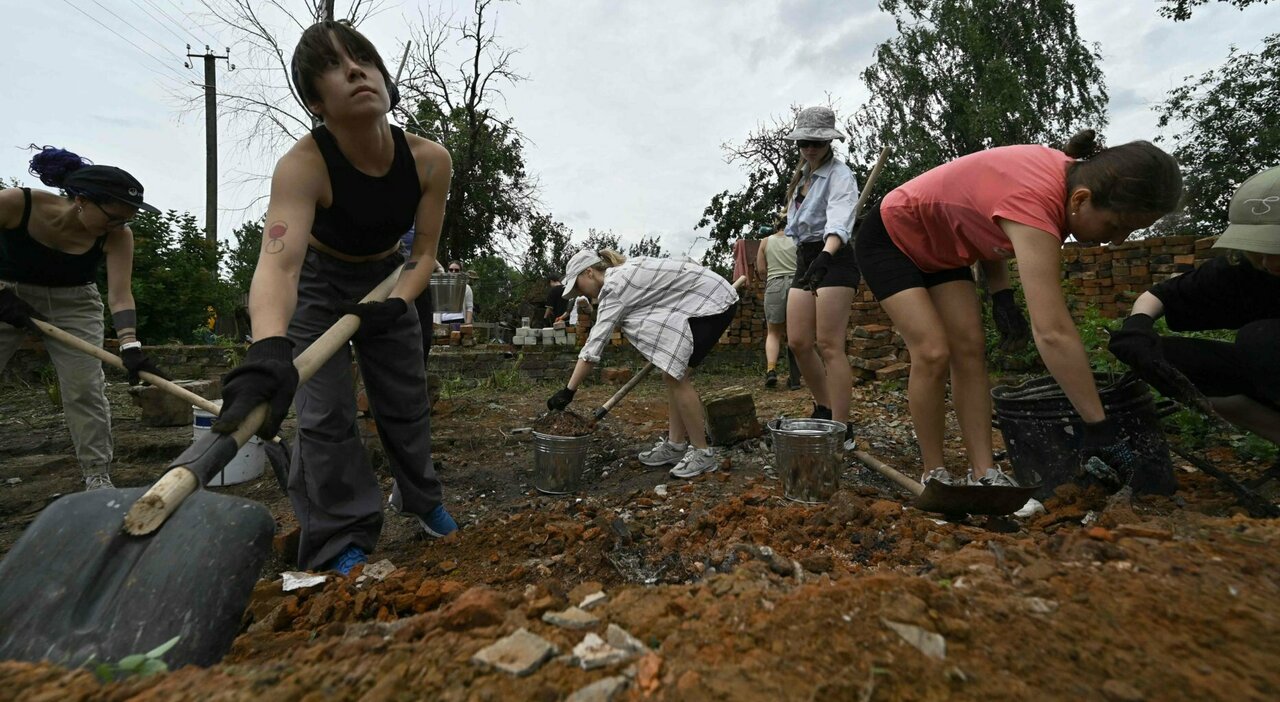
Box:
[579,258,738,379]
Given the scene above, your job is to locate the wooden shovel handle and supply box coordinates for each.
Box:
[854,146,893,219]
[853,450,924,497]
[124,265,405,535]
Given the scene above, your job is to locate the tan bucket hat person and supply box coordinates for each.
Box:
[784,106,846,142]
[1213,165,1280,255]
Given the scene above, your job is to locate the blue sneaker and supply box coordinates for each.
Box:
[417,504,458,538]
[326,545,368,575]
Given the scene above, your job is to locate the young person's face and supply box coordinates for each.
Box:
[307,33,390,120]
[77,196,136,234]
[797,140,832,167]
[1066,188,1161,245]
[575,269,603,299]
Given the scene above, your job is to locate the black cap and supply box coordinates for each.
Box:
[64,165,160,214]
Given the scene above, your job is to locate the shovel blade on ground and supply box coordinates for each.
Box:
[0,487,274,668]
[914,480,1041,517]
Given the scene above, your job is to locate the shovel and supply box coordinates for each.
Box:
[590,275,749,423]
[853,450,1039,517]
[28,318,292,492]
[0,266,404,669]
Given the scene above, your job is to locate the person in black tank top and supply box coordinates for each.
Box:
[0,146,168,491]
[214,21,458,574]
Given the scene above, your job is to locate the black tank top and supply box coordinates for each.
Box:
[310,124,421,257]
[0,188,108,286]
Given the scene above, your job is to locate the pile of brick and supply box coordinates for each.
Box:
[718,284,766,346]
[432,323,476,347]
[514,320,574,346]
[1055,235,1205,319]
[846,324,910,384]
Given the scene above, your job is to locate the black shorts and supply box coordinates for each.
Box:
[687,303,738,368]
[854,203,973,300]
[791,239,862,291]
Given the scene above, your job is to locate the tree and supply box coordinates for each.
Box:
[628,235,665,258]
[1156,33,1280,238]
[469,254,522,324]
[1159,0,1270,21]
[576,229,621,254]
[519,212,572,281]
[847,0,1109,202]
[223,219,263,302]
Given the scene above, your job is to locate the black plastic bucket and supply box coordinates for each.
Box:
[992,373,1176,499]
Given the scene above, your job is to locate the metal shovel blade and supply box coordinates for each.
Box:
[0,487,274,669]
[914,479,1041,517]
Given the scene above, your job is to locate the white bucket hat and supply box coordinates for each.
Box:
[784,106,846,142]
[562,249,602,298]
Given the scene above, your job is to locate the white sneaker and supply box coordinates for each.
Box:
[638,437,689,466]
[669,447,719,479]
[976,467,1020,487]
[921,467,953,485]
[84,474,114,491]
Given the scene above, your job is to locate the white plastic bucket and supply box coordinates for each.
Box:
[193,404,265,486]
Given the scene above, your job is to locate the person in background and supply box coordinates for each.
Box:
[754,220,802,390]
[438,259,473,328]
[1110,166,1280,447]
[547,250,738,479]
[400,225,443,363]
[544,275,567,324]
[782,106,860,444]
[854,130,1183,492]
[0,146,167,491]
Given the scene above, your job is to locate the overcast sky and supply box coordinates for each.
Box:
[2,0,1277,260]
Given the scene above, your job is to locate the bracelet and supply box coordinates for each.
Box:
[120,341,143,351]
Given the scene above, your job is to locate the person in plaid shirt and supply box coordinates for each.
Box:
[547,249,738,478]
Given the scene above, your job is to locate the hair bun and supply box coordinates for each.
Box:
[27,145,90,188]
[1063,129,1102,159]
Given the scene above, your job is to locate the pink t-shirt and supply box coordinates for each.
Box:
[880,145,1073,272]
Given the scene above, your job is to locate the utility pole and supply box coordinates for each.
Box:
[185,45,233,249]
[323,0,335,21]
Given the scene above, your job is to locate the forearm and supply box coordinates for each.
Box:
[1128,291,1165,320]
[388,257,434,302]
[822,232,844,253]
[107,293,139,343]
[248,268,300,340]
[567,359,594,390]
[1033,326,1105,423]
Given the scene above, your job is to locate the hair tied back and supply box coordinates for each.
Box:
[1062,129,1103,160]
[27,145,91,188]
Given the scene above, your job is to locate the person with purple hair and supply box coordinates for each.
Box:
[0,146,168,490]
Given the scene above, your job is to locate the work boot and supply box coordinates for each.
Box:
[669,447,719,479]
[84,474,113,491]
[765,369,778,388]
[326,545,368,576]
[638,437,688,466]
[810,404,833,421]
[786,375,802,391]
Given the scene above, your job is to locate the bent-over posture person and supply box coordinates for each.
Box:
[213,20,456,575]
[0,146,167,490]
[1110,166,1280,446]
[546,250,739,479]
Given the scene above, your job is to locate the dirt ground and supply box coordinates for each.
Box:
[1,368,1278,701]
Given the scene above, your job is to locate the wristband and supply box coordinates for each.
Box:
[120,341,143,351]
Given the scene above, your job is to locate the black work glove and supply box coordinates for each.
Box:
[547,387,577,411]
[1080,417,1139,491]
[991,289,1031,353]
[0,288,45,333]
[801,250,834,292]
[335,298,409,337]
[120,346,171,386]
[213,337,298,441]
[1108,314,1161,371]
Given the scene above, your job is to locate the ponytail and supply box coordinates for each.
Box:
[1063,130,1182,215]
[595,249,626,269]
[27,145,91,188]
[1061,129,1103,159]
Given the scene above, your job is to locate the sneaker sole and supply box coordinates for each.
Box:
[638,454,684,467]
[669,464,719,479]
[418,519,456,539]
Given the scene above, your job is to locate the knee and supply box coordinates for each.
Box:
[789,336,814,354]
[911,341,951,374]
[814,334,844,360]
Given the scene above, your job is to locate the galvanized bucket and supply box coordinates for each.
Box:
[430,272,469,313]
[532,431,590,494]
[768,418,846,504]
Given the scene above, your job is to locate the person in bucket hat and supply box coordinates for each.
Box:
[1111,165,1280,445]
[0,145,170,492]
[781,106,861,446]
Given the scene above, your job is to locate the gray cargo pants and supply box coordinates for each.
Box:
[288,249,442,570]
[0,281,112,477]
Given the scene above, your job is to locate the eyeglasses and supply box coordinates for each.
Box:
[796,140,831,149]
[90,200,134,229]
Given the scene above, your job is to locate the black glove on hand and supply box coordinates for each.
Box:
[335,298,409,337]
[991,289,1031,352]
[801,250,834,292]
[1081,417,1139,490]
[1108,314,1161,371]
[213,337,298,441]
[547,387,576,411]
[0,288,44,332]
[121,346,171,386]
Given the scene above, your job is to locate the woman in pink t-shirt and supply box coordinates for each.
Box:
[853,130,1182,490]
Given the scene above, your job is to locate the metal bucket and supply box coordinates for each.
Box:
[768,418,846,504]
[532,431,590,494]
[430,272,468,313]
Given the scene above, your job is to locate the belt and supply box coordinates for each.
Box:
[307,237,400,263]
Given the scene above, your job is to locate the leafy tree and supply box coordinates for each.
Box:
[1156,33,1280,238]
[577,229,621,254]
[1159,0,1270,21]
[847,0,1109,202]
[519,212,573,281]
[224,219,263,303]
[628,235,665,258]
[469,254,523,324]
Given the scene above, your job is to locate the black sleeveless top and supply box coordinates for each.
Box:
[310,124,421,256]
[0,188,108,286]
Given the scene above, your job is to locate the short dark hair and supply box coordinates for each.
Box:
[1063,129,1183,215]
[291,21,392,113]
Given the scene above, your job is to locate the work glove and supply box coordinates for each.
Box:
[0,287,45,333]
[801,250,834,292]
[213,337,298,441]
[120,345,171,386]
[1080,417,1139,491]
[335,298,409,337]
[1108,314,1161,371]
[991,289,1031,353]
[547,386,577,411]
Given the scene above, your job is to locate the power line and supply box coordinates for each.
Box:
[60,0,191,85]
[88,0,182,63]
[157,0,222,47]
[125,0,191,45]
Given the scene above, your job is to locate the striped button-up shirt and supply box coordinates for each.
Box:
[579,257,738,379]
[785,157,860,245]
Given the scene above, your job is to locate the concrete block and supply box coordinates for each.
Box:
[127,379,221,427]
[702,385,762,446]
[472,628,558,676]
